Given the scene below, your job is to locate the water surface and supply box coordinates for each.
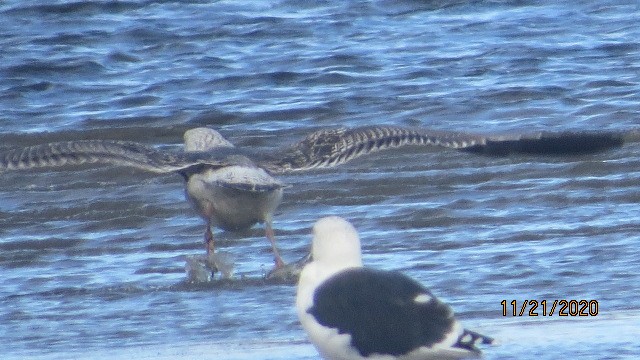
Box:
[1,1,639,359]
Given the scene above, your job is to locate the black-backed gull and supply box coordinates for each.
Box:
[297,216,494,359]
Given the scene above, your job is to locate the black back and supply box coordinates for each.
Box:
[308,268,455,357]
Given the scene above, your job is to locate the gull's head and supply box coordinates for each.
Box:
[184,128,234,152]
[311,216,363,270]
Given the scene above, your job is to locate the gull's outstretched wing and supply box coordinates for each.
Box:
[0,140,214,174]
[261,126,487,173]
[261,126,626,173]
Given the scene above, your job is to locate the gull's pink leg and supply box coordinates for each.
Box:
[205,223,214,255]
[265,220,285,269]
[203,222,220,274]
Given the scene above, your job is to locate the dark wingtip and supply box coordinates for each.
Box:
[455,329,496,354]
[462,131,625,156]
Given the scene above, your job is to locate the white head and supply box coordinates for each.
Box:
[311,216,363,271]
[296,216,365,348]
[184,127,235,151]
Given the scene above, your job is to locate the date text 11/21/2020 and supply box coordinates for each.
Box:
[501,300,599,317]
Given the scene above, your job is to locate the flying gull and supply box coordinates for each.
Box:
[297,216,495,359]
[0,125,629,277]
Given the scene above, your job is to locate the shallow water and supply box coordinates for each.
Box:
[1,0,639,359]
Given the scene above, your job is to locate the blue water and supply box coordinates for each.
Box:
[1,1,639,359]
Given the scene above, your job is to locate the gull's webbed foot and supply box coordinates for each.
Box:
[265,252,311,283]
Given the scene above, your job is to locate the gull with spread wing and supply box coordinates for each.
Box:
[0,125,629,277]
